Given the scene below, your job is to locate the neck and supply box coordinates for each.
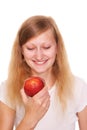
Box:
[32,72,56,89]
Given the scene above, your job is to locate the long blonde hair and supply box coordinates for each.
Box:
[7,15,74,109]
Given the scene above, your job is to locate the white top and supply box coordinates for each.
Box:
[0,77,87,130]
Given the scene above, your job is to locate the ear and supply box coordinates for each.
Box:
[55,44,58,54]
[21,48,24,59]
[21,47,24,55]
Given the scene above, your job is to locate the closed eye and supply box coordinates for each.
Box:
[43,46,51,49]
[27,47,35,50]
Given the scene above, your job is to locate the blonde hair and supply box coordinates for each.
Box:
[7,15,74,109]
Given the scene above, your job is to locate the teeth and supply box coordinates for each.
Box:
[34,60,47,65]
[35,61,45,64]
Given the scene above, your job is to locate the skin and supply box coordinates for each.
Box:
[77,106,87,130]
[0,87,50,130]
[0,29,87,130]
[22,29,57,84]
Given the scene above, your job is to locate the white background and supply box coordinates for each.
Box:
[0,0,87,129]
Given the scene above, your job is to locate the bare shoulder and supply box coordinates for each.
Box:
[0,101,16,130]
[77,106,87,130]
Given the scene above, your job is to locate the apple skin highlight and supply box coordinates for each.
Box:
[24,77,45,97]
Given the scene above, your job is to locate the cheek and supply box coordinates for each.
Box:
[48,49,57,58]
[22,50,34,59]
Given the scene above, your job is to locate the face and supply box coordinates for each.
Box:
[22,29,57,75]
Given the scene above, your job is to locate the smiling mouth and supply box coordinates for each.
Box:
[33,60,48,65]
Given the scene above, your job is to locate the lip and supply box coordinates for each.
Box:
[33,59,48,65]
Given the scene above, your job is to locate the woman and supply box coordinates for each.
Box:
[0,15,87,130]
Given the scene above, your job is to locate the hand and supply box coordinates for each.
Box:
[20,87,50,127]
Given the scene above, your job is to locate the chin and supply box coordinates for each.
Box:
[32,67,52,75]
[32,69,46,75]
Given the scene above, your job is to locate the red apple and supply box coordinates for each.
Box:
[24,76,45,97]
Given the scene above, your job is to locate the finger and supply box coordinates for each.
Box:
[41,97,50,110]
[34,87,49,99]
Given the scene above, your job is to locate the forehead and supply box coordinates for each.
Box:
[26,29,55,44]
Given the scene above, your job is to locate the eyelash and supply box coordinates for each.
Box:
[27,48,35,50]
[27,46,51,50]
[43,46,51,49]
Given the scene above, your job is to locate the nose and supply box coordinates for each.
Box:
[35,48,43,60]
